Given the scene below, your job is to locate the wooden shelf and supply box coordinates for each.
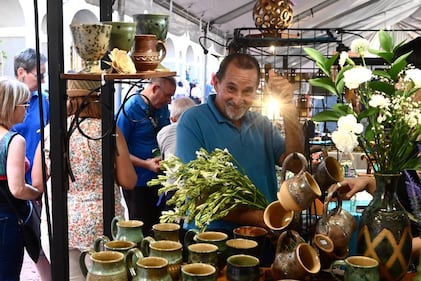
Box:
[61,71,177,81]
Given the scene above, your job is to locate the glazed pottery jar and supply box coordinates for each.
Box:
[131,34,167,72]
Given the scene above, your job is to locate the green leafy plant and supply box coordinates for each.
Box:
[304,30,421,173]
[147,148,269,231]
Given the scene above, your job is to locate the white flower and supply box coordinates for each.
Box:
[337,114,364,134]
[332,130,359,153]
[339,51,348,68]
[343,67,372,89]
[404,68,421,88]
[350,38,370,56]
[368,94,391,109]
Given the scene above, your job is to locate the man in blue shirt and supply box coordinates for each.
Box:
[117,77,176,235]
[12,48,50,280]
[176,53,304,233]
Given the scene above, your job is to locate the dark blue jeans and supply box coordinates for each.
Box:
[0,205,24,281]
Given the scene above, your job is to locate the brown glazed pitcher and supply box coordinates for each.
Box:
[131,34,167,72]
[271,230,320,280]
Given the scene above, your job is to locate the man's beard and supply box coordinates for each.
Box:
[224,101,248,121]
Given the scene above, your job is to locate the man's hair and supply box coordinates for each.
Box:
[14,48,47,76]
[215,53,260,87]
[152,76,177,88]
[170,96,195,119]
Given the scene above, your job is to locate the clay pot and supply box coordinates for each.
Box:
[133,14,169,41]
[80,250,127,281]
[69,23,112,73]
[271,230,320,280]
[131,35,167,72]
[102,21,136,51]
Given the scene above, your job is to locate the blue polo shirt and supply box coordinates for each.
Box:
[116,93,170,187]
[175,94,285,232]
[12,90,49,184]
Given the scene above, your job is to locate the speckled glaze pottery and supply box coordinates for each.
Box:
[102,21,136,51]
[70,23,112,73]
[133,14,169,41]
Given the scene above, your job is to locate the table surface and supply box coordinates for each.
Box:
[216,267,417,281]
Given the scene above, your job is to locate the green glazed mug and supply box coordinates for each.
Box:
[330,256,379,281]
[181,263,217,281]
[111,216,144,247]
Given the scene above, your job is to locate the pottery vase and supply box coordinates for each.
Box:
[357,173,412,281]
[133,14,169,41]
[69,23,112,73]
[102,21,136,51]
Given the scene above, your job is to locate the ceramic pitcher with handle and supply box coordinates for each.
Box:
[277,153,322,211]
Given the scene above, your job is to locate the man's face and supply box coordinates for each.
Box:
[214,63,258,122]
[17,64,46,92]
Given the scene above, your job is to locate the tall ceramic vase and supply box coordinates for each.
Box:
[357,173,412,281]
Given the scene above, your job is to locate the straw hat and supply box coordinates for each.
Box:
[67,80,101,97]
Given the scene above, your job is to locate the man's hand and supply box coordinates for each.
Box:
[267,70,294,104]
[145,157,161,173]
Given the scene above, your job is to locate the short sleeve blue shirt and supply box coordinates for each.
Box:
[12,90,49,184]
[175,94,285,231]
[116,93,170,187]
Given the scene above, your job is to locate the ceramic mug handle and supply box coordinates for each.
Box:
[329,259,346,281]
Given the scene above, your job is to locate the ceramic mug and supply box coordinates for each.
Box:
[151,222,180,242]
[184,230,228,272]
[271,230,320,280]
[79,250,127,281]
[330,256,379,281]
[126,251,172,281]
[277,153,321,211]
[140,237,183,281]
[226,254,260,281]
[93,235,137,255]
[181,263,217,281]
[111,216,144,247]
[225,238,259,258]
[187,243,218,270]
[313,156,344,194]
[263,200,295,231]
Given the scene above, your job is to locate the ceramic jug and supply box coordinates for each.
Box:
[126,248,172,281]
[111,216,144,247]
[277,153,322,211]
[271,230,320,280]
[131,34,167,72]
[313,185,357,268]
[79,250,127,281]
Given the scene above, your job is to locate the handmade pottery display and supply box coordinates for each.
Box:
[131,34,167,72]
[69,23,112,73]
[102,21,136,51]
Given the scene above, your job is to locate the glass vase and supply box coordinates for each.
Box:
[357,173,412,281]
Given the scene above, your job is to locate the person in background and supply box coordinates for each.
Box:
[175,53,304,232]
[116,77,176,235]
[157,96,196,160]
[173,81,188,100]
[189,82,202,104]
[12,48,50,280]
[0,78,43,280]
[31,80,137,281]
